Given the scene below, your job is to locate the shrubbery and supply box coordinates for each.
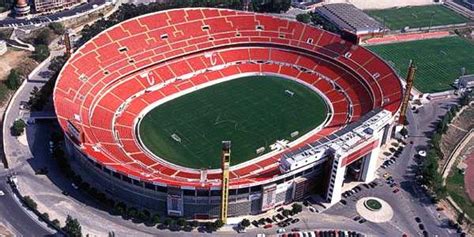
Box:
[11,119,26,136]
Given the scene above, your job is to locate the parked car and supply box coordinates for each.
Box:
[277,228,286,233]
[263,224,272,229]
[353,216,361,221]
[340,199,347,205]
[393,188,400,193]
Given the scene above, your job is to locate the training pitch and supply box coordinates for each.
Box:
[368,36,474,93]
[138,76,328,169]
[366,5,468,30]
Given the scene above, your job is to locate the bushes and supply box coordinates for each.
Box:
[31,44,50,62]
[11,119,26,136]
[296,13,311,23]
[5,69,21,90]
[48,22,65,35]
[63,215,82,237]
[23,195,38,210]
[240,218,250,228]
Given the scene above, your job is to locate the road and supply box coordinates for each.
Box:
[0,172,55,236]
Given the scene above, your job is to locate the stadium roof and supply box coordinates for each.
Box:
[315,3,383,35]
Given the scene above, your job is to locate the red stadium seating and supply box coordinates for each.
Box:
[54,8,403,188]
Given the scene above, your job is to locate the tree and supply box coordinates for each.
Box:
[5,69,21,90]
[34,29,53,45]
[282,209,290,217]
[151,214,161,224]
[48,22,65,35]
[457,212,465,225]
[41,212,50,221]
[400,127,408,137]
[252,0,291,13]
[240,218,250,228]
[214,219,224,229]
[63,215,82,237]
[48,55,67,73]
[32,44,50,62]
[292,203,303,214]
[163,218,173,227]
[177,218,187,227]
[189,220,199,227]
[296,13,311,23]
[52,219,61,229]
[11,119,26,136]
[23,196,37,210]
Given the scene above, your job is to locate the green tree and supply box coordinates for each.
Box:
[52,219,60,229]
[240,218,250,228]
[296,13,311,23]
[5,69,21,90]
[163,218,173,227]
[400,127,408,137]
[282,209,290,217]
[32,44,50,62]
[252,0,291,13]
[457,212,465,225]
[41,212,50,221]
[151,214,160,224]
[63,215,82,237]
[11,119,26,136]
[23,196,37,210]
[34,29,53,45]
[214,219,224,229]
[48,55,67,72]
[48,22,65,35]
[177,218,186,227]
[292,203,303,214]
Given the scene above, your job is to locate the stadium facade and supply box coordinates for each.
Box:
[54,8,403,218]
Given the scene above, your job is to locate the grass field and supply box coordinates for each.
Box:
[446,169,474,219]
[368,36,474,93]
[366,5,468,30]
[139,76,328,169]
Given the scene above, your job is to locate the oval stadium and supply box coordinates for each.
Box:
[53,8,403,219]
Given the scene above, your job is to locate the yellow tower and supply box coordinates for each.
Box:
[398,60,417,124]
[220,141,231,224]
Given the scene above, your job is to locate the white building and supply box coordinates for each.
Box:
[0,40,7,56]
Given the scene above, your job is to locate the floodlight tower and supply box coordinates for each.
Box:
[398,60,417,124]
[220,141,231,224]
[64,30,73,58]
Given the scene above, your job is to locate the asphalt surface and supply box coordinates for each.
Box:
[0,172,55,236]
[0,0,106,28]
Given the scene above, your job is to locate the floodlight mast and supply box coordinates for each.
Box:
[220,141,231,224]
[398,60,416,125]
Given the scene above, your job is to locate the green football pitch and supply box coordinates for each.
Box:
[366,5,468,30]
[138,76,328,169]
[368,36,474,93]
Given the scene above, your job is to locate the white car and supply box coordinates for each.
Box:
[418,150,427,157]
[277,228,286,233]
[0,190,5,196]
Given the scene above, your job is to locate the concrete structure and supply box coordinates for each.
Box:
[33,0,84,14]
[14,0,30,18]
[455,74,474,89]
[0,40,7,56]
[55,8,403,219]
[315,3,384,41]
[461,0,474,10]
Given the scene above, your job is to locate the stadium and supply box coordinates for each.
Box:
[53,8,403,219]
